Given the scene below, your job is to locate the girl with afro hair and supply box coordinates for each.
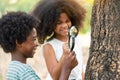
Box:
[32,0,86,80]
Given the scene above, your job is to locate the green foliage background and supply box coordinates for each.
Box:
[0,0,93,34]
[79,0,94,34]
[0,0,40,16]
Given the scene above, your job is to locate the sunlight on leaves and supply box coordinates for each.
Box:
[85,0,94,5]
[9,0,18,4]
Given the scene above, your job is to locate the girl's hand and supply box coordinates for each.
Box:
[63,51,78,70]
[62,42,78,70]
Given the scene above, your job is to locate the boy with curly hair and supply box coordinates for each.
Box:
[0,11,40,80]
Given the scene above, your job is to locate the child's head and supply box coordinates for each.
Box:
[32,0,86,44]
[0,12,39,57]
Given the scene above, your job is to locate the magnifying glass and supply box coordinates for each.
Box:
[68,26,78,51]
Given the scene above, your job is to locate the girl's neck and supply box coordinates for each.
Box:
[11,52,26,64]
[54,35,68,42]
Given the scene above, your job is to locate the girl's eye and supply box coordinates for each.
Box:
[33,38,37,41]
[34,38,36,41]
[56,19,71,25]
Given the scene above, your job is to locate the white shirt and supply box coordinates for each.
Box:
[41,35,83,80]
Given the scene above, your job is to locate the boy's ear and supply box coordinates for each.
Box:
[16,40,22,48]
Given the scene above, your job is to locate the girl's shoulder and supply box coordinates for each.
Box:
[43,38,63,48]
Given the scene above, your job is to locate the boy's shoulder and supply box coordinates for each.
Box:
[6,61,28,79]
[7,61,29,73]
[7,61,41,80]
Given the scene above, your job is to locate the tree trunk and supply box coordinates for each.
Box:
[85,0,120,80]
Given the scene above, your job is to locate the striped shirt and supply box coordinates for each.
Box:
[6,61,41,80]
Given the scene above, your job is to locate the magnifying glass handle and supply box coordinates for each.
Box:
[68,36,70,49]
[70,37,75,51]
[68,36,75,52]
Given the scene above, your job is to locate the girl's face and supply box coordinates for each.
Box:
[54,13,72,38]
[21,28,38,58]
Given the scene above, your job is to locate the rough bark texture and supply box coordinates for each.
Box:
[85,0,120,80]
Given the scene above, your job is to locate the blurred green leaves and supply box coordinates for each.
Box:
[79,0,94,34]
[0,75,2,80]
[0,0,40,16]
[0,0,93,34]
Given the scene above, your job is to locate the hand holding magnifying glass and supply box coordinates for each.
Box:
[68,26,78,51]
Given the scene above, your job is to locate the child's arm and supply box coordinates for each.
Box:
[82,68,85,80]
[43,44,65,80]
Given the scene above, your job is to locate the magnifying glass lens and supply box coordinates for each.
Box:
[68,26,78,51]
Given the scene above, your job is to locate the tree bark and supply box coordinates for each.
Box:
[85,0,120,80]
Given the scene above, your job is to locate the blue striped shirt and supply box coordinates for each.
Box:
[6,61,41,80]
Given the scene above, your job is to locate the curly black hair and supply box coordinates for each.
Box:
[0,11,39,53]
[31,0,86,44]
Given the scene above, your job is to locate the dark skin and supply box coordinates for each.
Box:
[11,52,27,63]
[11,28,38,64]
